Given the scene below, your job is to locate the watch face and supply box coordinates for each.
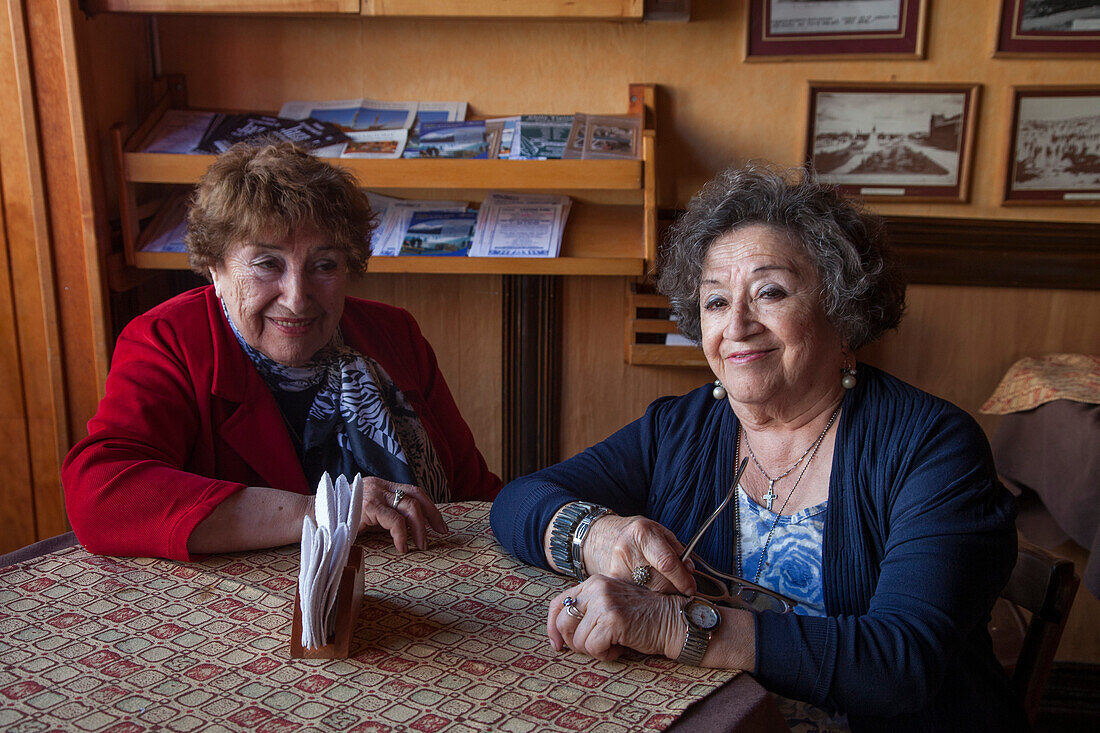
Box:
[687,600,720,629]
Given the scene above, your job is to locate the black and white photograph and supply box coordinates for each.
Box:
[747,0,926,58]
[768,0,904,36]
[1006,87,1100,203]
[996,0,1100,54]
[806,83,978,200]
[1019,0,1100,32]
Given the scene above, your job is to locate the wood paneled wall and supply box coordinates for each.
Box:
[5,0,1095,656]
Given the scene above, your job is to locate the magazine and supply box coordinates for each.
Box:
[195,114,349,154]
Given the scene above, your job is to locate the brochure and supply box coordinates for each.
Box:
[400,211,477,256]
[141,110,217,154]
[416,121,488,159]
[342,129,408,159]
[511,115,573,160]
[371,198,469,256]
[470,192,572,258]
[278,98,418,131]
[403,101,468,158]
[583,114,642,160]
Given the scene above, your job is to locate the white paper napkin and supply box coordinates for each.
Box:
[297,471,363,649]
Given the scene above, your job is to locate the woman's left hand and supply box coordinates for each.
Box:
[355,477,447,553]
[547,575,684,663]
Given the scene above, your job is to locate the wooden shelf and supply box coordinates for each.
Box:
[132,202,644,276]
[111,81,655,280]
[361,1,644,19]
[84,0,646,19]
[624,284,707,367]
[84,0,360,13]
[123,152,644,192]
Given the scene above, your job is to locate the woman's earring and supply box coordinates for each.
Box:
[841,366,857,390]
[712,379,727,400]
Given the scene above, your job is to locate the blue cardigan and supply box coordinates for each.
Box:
[491,366,1027,732]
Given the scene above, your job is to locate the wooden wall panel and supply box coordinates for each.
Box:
[349,273,503,478]
[0,162,36,554]
[151,1,1098,225]
[0,0,69,542]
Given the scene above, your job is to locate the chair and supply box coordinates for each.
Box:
[989,537,1080,724]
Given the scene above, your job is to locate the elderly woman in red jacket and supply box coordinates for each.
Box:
[63,141,500,560]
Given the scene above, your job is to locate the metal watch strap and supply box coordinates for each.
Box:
[677,598,720,667]
[569,507,611,581]
[549,502,600,576]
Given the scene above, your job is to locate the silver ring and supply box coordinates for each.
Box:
[391,488,406,509]
[631,565,652,587]
[562,596,584,620]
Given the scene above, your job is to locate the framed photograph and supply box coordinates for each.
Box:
[995,1,1100,56]
[1004,87,1100,204]
[746,0,928,60]
[805,82,980,202]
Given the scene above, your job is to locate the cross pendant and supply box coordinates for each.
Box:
[763,480,778,511]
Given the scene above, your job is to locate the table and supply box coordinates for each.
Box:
[1,502,788,732]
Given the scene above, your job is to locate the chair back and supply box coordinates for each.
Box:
[992,538,1080,723]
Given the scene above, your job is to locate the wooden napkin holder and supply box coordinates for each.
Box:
[289,545,365,659]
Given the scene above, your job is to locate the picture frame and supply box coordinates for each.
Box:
[745,0,928,60]
[1004,86,1100,204]
[995,1,1100,57]
[805,82,981,202]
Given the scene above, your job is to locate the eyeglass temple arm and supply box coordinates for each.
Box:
[680,457,749,563]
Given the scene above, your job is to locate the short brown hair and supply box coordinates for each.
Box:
[186,140,375,277]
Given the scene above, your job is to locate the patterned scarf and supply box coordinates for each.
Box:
[221,301,450,502]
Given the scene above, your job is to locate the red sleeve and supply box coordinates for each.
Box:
[62,313,246,561]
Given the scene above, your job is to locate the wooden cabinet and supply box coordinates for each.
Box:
[112,80,657,277]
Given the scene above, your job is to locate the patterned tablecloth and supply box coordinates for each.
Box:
[0,501,739,732]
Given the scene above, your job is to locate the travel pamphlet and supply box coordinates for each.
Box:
[400,211,478,256]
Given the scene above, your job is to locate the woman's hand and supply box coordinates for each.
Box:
[355,477,447,554]
[547,576,685,662]
[582,514,696,596]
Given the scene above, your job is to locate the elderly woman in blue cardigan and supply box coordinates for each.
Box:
[491,163,1027,732]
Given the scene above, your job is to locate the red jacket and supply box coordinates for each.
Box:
[62,286,500,560]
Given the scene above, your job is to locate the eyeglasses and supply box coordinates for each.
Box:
[679,457,798,614]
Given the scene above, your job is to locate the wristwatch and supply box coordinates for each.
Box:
[677,597,722,667]
[549,502,602,576]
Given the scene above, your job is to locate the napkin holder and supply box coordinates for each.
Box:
[289,545,364,659]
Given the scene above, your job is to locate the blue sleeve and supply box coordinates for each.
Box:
[490,396,674,569]
[754,404,1018,719]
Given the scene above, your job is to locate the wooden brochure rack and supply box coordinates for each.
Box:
[109,78,657,279]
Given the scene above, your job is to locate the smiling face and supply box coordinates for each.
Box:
[209,224,348,367]
[699,224,845,420]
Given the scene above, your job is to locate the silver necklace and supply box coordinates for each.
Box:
[743,414,833,511]
[735,404,841,582]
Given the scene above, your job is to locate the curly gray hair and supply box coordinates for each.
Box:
[656,162,905,350]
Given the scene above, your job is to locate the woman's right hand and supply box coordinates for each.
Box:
[582,514,696,596]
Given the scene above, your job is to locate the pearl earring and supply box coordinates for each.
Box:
[841,366,857,390]
[712,379,727,400]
